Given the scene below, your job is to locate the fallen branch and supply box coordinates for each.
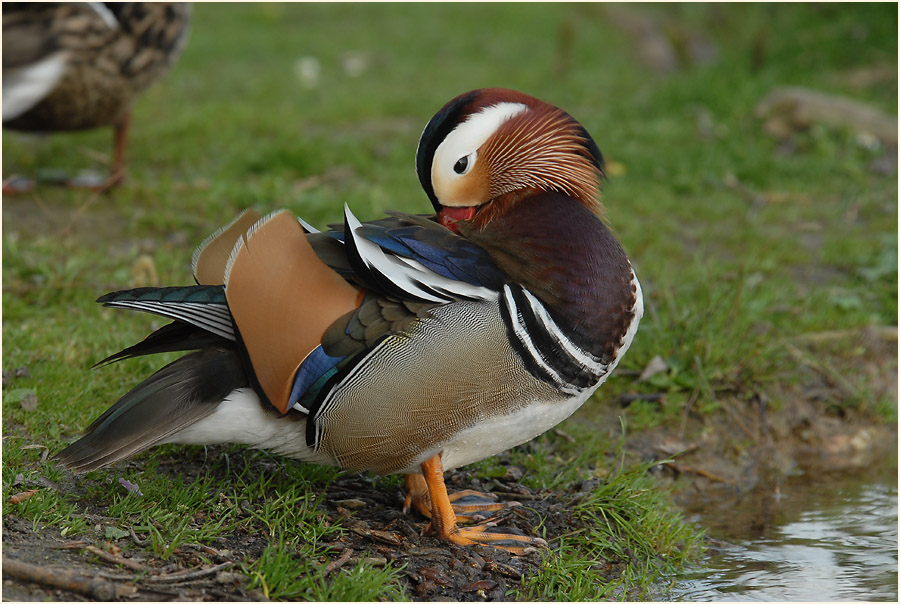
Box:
[323,547,353,577]
[50,541,92,550]
[145,560,234,583]
[2,557,135,600]
[85,545,144,571]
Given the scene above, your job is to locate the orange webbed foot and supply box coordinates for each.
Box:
[406,455,546,555]
[404,474,520,523]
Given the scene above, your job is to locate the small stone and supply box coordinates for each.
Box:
[335,498,367,510]
[503,466,524,481]
[216,571,240,584]
[349,519,369,531]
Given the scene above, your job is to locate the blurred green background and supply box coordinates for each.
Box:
[5,2,895,420]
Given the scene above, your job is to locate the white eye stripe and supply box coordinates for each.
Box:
[432,102,528,188]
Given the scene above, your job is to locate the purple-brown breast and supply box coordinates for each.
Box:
[462,191,636,361]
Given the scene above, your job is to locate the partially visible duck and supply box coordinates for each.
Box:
[56,88,643,553]
[2,2,192,191]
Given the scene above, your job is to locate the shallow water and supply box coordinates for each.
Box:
[671,471,898,601]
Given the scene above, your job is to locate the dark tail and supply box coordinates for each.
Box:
[56,346,249,472]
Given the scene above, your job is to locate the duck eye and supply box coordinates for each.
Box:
[453,151,476,175]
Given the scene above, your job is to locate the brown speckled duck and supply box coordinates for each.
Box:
[56,88,643,554]
[2,2,191,190]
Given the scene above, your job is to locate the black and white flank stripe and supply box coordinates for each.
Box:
[500,284,610,394]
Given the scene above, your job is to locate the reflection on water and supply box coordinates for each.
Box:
[672,474,898,601]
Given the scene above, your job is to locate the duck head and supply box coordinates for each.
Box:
[415,88,605,233]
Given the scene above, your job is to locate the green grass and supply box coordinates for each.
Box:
[245,540,406,601]
[510,428,704,600]
[3,3,896,600]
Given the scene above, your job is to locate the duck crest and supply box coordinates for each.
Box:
[480,104,604,214]
[463,191,636,362]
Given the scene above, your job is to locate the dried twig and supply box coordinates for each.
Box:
[84,545,144,571]
[323,547,353,577]
[128,525,147,546]
[50,541,92,550]
[552,428,575,443]
[2,557,135,600]
[96,570,135,581]
[145,561,234,583]
[669,462,732,484]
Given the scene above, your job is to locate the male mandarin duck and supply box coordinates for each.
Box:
[56,88,643,553]
[2,2,191,191]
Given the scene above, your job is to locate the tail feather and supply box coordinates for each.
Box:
[93,321,229,367]
[56,346,249,472]
[97,285,234,341]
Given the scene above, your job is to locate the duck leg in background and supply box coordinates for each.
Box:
[3,112,133,193]
[66,112,131,191]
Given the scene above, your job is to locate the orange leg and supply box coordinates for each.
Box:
[64,112,130,191]
[4,112,131,194]
[412,453,547,554]
[405,472,520,523]
[106,111,130,188]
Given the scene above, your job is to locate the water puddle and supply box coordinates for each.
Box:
[672,469,898,601]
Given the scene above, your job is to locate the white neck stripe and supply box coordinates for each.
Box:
[432,102,529,196]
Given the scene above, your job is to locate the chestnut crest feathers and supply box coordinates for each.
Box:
[416,88,605,216]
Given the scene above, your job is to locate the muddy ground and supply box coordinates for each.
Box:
[2,449,620,602]
[3,330,895,602]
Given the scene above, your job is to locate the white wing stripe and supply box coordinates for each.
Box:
[519,288,608,376]
[503,286,581,395]
[344,204,493,303]
[104,301,234,340]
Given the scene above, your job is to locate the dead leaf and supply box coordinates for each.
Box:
[9,490,38,504]
[130,254,158,287]
[639,355,669,381]
[118,477,143,496]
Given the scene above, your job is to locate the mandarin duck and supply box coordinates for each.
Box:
[56,88,643,553]
[2,2,191,191]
